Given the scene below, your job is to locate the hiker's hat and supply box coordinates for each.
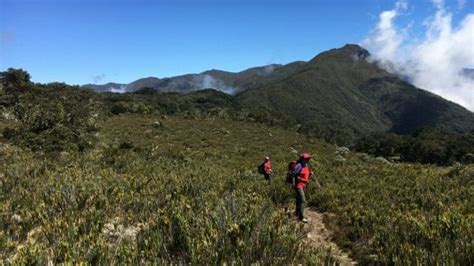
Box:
[301,153,312,159]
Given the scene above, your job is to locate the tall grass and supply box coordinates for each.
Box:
[1,114,330,264]
[1,114,472,264]
[309,155,474,264]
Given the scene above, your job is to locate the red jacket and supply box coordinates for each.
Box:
[295,164,311,189]
[264,161,272,172]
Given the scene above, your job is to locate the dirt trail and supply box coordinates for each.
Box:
[303,208,356,265]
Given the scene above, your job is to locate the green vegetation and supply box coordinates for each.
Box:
[1,68,473,264]
[354,128,474,165]
[237,45,474,144]
[311,157,474,264]
[1,115,337,264]
[1,69,101,153]
[85,45,474,145]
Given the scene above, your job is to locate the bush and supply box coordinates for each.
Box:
[0,116,334,264]
[110,101,153,115]
[353,129,474,165]
[1,72,100,153]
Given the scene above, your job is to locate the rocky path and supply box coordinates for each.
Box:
[303,208,356,265]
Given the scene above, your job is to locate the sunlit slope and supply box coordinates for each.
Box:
[238,44,474,142]
[1,114,473,264]
[1,114,334,264]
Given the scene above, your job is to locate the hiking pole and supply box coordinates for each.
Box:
[315,178,322,188]
[310,173,322,188]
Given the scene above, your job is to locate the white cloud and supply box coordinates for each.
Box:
[193,74,237,94]
[362,0,474,111]
[362,1,408,63]
[432,0,444,8]
[110,85,127,93]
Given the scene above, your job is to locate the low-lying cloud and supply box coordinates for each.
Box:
[263,64,276,76]
[193,74,237,95]
[109,85,128,93]
[362,0,474,111]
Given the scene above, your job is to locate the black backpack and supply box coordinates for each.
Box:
[257,163,265,174]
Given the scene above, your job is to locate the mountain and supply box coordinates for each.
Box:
[2,67,472,265]
[128,77,162,91]
[84,62,306,94]
[84,82,127,93]
[84,77,161,93]
[85,57,387,95]
[84,44,474,142]
[237,44,474,141]
[201,62,306,92]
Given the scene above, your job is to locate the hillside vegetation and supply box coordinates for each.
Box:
[1,114,338,264]
[354,129,474,166]
[238,45,474,144]
[85,62,306,94]
[84,45,474,146]
[1,69,473,264]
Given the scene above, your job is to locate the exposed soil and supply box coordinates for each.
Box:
[303,208,356,265]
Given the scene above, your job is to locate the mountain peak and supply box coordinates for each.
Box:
[341,43,365,51]
[336,44,370,57]
[344,44,370,60]
[309,44,370,63]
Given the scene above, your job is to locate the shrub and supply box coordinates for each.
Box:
[1,72,99,153]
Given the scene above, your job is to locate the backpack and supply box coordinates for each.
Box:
[258,163,265,174]
[286,161,298,184]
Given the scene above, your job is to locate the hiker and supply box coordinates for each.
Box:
[291,153,313,223]
[258,156,273,181]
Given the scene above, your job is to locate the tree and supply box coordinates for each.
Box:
[0,68,32,94]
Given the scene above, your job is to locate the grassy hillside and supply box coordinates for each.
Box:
[1,68,473,264]
[312,153,473,264]
[238,44,474,144]
[1,114,336,264]
[2,113,473,264]
[85,61,306,94]
[84,45,474,145]
[357,76,474,134]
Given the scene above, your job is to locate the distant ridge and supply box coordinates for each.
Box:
[84,62,306,94]
[237,44,474,139]
[84,44,474,138]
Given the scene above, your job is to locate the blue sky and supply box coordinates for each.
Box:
[0,0,471,85]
